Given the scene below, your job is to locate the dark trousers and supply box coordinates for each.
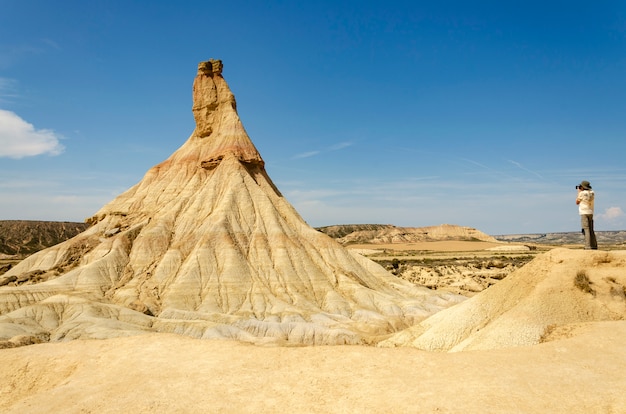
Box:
[580,214,597,249]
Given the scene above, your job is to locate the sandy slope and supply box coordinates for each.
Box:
[1,322,625,414]
[0,61,465,345]
[381,248,626,351]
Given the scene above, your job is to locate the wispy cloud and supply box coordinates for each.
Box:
[329,141,353,151]
[461,158,491,170]
[293,150,320,159]
[0,110,65,158]
[508,159,544,179]
[0,77,19,104]
[292,141,353,159]
[0,39,62,70]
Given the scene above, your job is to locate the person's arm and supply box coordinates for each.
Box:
[576,189,582,205]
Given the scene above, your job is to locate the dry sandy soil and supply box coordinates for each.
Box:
[347,240,507,252]
[348,240,540,297]
[1,323,625,414]
[2,244,625,413]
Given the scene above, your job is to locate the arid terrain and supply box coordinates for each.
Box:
[2,222,625,413]
[1,60,625,413]
[6,221,624,297]
[2,321,625,414]
[320,224,626,297]
[0,220,88,257]
[1,247,625,413]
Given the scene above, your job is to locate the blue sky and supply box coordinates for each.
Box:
[1,1,625,235]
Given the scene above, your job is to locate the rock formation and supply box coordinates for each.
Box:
[318,224,497,245]
[380,248,626,351]
[0,60,463,346]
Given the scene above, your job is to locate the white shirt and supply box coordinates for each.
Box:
[577,190,595,215]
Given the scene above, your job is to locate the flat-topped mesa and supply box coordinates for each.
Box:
[192,59,263,169]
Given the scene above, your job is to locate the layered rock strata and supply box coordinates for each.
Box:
[0,60,463,346]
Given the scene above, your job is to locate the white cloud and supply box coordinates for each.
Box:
[292,150,320,159]
[329,141,353,151]
[0,109,64,158]
[598,206,624,221]
[292,141,353,160]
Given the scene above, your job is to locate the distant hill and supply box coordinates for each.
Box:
[494,231,626,246]
[317,224,626,247]
[3,221,496,258]
[0,220,89,256]
[2,220,624,258]
[317,224,497,244]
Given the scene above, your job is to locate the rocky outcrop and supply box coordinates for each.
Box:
[0,60,463,346]
[318,223,497,245]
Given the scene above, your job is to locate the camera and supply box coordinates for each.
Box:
[576,185,581,189]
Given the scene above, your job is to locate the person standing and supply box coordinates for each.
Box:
[576,180,597,250]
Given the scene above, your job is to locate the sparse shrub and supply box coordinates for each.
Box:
[605,276,626,299]
[609,285,626,299]
[593,253,612,264]
[574,270,595,295]
[539,324,558,343]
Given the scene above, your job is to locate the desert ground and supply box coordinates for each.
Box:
[1,323,625,414]
[348,240,542,297]
[2,242,625,413]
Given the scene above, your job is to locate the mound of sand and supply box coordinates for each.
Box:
[380,248,626,351]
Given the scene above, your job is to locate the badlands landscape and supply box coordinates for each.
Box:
[1,60,625,413]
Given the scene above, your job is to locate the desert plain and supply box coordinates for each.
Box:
[2,241,626,413]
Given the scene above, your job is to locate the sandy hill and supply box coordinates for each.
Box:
[0,60,462,347]
[380,248,626,351]
[318,223,497,244]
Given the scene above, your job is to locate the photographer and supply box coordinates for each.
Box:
[576,180,598,250]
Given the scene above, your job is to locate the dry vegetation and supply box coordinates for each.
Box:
[380,254,533,295]
[346,243,543,296]
[574,269,595,295]
[345,238,626,296]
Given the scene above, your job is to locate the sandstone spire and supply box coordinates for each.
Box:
[0,60,462,346]
[190,59,263,167]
